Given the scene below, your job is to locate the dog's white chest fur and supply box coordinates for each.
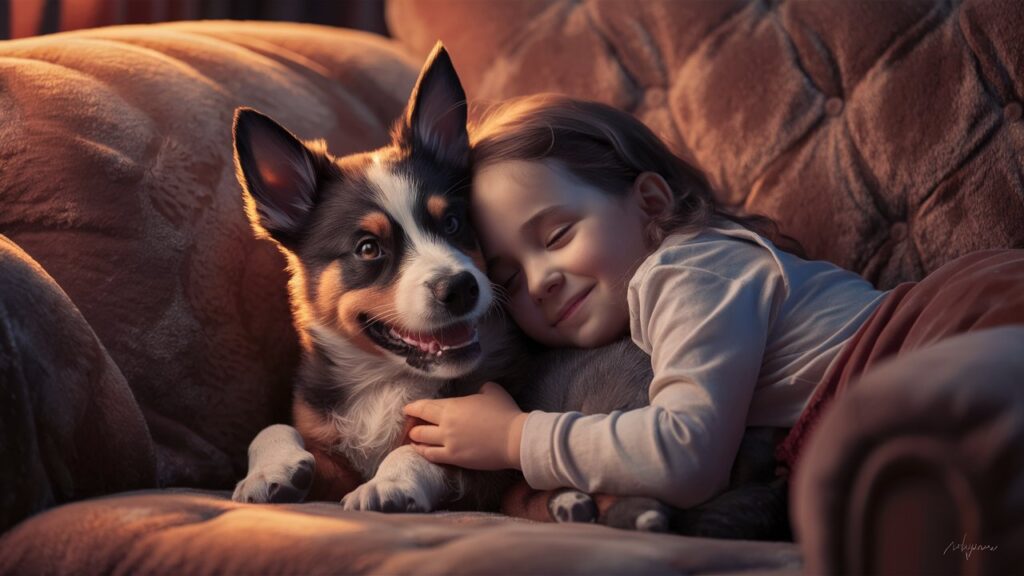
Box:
[309,323,444,477]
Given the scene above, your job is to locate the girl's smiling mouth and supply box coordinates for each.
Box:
[553,285,595,327]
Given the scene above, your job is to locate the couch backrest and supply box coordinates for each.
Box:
[388,0,1024,288]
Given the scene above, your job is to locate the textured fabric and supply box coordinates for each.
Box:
[777,249,1024,474]
[0,21,419,490]
[0,236,156,532]
[0,490,802,575]
[388,0,1024,289]
[520,222,885,508]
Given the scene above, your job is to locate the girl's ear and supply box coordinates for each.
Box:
[630,172,674,219]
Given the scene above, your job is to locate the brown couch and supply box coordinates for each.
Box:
[1,1,1022,573]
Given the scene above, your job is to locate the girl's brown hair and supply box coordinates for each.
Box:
[469,94,798,253]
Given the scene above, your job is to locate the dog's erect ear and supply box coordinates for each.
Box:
[233,108,321,248]
[402,42,469,168]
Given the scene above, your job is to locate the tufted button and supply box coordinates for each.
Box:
[1005,101,1022,122]
[825,97,844,117]
[644,88,666,108]
[889,222,907,242]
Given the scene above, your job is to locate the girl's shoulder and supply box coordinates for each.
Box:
[633,222,786,288]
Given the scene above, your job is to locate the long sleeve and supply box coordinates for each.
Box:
[519,240,785,508]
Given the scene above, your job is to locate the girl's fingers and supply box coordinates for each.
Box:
[412,444,450,465]
[403,399,445,423]
[408,424,443,446]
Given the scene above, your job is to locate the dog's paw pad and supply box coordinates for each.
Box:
[549,490,597,523]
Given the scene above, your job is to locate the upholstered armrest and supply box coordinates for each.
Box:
[793,327,1024,575]
[0,236,156,532]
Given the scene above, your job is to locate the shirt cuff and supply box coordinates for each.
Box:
[519,410,564,490]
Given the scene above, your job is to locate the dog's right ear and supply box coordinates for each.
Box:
[233,107,320,248]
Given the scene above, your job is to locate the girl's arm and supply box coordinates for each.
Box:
[520,255,783,509]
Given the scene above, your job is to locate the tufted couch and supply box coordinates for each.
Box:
[1,1,1022,574]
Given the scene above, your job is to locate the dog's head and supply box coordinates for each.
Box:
[233,44,492,379]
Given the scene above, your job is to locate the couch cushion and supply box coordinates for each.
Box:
[388,0,1024,288]
[0,490,802,575]
[0,21,418,488]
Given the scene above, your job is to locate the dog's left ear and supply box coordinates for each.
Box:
[233,107,323,249]
[401,42,469,168]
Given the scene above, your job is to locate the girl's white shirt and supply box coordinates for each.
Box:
[518,220,889,508]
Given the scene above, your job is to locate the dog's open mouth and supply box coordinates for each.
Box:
[360,314,482,367]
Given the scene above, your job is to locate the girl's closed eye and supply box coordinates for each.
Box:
[545,222,575,249]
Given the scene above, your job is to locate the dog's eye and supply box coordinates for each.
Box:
[355,239,382,260]
[443,214,461,236]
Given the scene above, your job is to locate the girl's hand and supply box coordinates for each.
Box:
[403,382,527,471]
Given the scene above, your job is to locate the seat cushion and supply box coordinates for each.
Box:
[0,490,801,575]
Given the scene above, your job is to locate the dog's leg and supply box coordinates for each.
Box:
[232,424,315,504]
[341,445,448,512]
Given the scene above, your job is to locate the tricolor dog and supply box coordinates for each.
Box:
[230,44,513,512]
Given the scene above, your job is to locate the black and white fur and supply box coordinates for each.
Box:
[231,43,515,512]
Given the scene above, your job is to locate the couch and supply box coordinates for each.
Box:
[1,1,1022,574]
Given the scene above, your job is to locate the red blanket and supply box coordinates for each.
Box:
[777,249,1024,474]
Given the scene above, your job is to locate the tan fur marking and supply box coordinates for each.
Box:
[337,284,400,356]
[294,398,340,448]
[314,262,346,324]
[427,196,448,221]
[359,212,391,239]
[294,399,364,501]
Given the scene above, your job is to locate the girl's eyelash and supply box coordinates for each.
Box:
[546,224,572,248]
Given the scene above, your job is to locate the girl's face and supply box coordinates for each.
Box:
[471,160,652,348]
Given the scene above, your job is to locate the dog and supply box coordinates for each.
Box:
[230,42,790,539]
[230,43,518,512]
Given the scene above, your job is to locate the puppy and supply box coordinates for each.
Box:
[231,43,515,512]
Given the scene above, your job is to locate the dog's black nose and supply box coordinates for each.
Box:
[428,271,479,316]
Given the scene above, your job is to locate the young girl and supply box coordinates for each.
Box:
[403,94,1024,509]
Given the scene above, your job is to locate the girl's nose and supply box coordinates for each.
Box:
[528,266,562,303]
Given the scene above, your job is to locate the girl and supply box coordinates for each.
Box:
[403,94,1024,509]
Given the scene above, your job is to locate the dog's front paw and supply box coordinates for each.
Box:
[232,451,315,504]
[341,476,433,513]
